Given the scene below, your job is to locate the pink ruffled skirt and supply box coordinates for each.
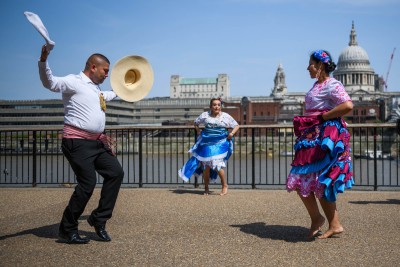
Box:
[286,115,354,202]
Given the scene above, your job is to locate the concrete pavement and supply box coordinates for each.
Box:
[1,187,399,266]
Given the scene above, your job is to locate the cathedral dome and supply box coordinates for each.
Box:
[338,45,370,63]
[335,21,374,72]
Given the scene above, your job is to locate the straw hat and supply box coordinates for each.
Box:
[110,55,154,102]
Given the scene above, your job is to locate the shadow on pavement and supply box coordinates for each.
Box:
[230,222,313,243]
[170,189,205,195]
[0,215,98,243]
[349,198,400,205]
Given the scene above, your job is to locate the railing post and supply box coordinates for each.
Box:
[32,130,37,187]
[139,129,143,188]
[251,128,256,189]
[373,127,378,191]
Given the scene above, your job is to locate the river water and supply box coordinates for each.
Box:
[1,154,399,188]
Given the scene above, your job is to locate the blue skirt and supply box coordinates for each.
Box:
[178,127,233,182]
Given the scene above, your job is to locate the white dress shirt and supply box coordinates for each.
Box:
[38,61,117,133]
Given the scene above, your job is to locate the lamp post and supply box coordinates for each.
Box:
[376,98,385,122]
[241,96,249,135]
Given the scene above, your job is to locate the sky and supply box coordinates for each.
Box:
[0,0,399,101]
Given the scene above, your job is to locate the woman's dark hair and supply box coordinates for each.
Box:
[311,50,337,74]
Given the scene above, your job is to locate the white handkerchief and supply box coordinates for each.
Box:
[24,11,55,51]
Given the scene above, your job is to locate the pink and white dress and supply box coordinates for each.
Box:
[286,78,354,202]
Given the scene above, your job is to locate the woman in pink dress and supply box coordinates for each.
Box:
[286,50,354,239]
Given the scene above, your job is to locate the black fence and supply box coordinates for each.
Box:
[1,124,399,190]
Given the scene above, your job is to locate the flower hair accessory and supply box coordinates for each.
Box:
[217,97,224,106]
[313,50,331,63]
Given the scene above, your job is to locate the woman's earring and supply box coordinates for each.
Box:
[316,67,321,79]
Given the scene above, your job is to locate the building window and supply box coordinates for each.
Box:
[136,116,140,119]
[135,109,141,112]
[184,108,190,111]
[354,109,358,115]
[155,108,160,112]
[254,112,256,116]
[155,116,160,119]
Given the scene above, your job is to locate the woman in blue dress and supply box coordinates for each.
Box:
[179,98,239,195]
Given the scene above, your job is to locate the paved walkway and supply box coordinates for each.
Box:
[1,187,399,267]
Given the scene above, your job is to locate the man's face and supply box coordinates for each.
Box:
[91,62,110,85]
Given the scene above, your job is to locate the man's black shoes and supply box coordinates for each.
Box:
[58,217,112,243]
[58,229,90,244]
[87,216,112,242]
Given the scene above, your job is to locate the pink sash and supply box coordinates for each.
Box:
[63,124,116,155]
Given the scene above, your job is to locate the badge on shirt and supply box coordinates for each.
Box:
[100,93,106,112]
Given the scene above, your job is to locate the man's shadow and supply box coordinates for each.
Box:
[0,215,97,243]
[230,222,313,243]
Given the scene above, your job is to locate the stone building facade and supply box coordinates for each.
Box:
[170,74,229,99]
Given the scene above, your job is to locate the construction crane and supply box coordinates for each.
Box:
[384,47,396,91]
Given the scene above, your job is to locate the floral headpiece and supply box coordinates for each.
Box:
[313,50,331,63]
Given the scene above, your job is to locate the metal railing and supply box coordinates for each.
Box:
[1,124,399,190]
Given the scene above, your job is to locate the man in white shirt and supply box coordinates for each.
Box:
[39,45,124,244]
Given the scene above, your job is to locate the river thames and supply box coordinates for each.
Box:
[1,154,399,188]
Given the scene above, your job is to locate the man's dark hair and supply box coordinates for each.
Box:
[84,53,110,70]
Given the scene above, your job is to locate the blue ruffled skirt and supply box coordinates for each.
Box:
[178,127,233,182]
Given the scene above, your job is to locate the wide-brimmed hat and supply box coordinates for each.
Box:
[110,55,154,102]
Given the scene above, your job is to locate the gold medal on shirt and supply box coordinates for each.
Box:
[100,93,106,112]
